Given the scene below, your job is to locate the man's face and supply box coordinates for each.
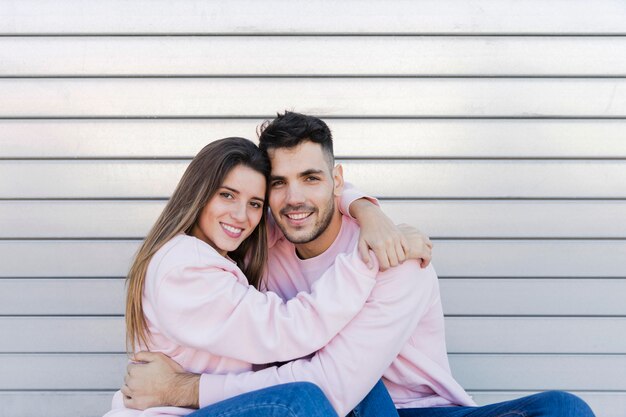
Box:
[268,141,341,244]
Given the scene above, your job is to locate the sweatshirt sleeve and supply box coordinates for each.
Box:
[150,245,377,365]
[197,261,438,416]
[338,182,380,220]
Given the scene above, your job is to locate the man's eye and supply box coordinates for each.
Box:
[271,181,284,187]
[306,176,319,182]
[220,192,234,199]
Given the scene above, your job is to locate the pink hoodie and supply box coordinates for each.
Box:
[198,214,476,416]
[104,228,377,416]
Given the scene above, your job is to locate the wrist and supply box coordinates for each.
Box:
[168,372,200,409]
[350,198,378,219]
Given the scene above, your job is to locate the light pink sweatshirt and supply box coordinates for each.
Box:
[198,214,476,416]
[104,230,377,416]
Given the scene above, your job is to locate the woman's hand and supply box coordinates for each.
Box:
[351,199,432,270]
[397,223,433,269]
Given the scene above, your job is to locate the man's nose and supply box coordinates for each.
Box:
[286,184,306,205]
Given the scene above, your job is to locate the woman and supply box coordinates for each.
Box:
[104,137,389,417]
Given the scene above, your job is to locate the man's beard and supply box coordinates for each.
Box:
[275,197,335,244]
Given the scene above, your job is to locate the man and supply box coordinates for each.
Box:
[123,112,595,417]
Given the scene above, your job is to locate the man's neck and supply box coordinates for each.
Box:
[295,210,343,259]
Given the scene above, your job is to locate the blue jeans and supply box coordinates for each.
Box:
[349,379,399,417]
[397,391,595,417]
[186,382,338,417]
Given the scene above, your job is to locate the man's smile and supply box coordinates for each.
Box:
[280,208,316,227]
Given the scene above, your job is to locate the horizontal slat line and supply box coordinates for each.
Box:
[4,76,626,80]
[3,241,625,277]
[6,198,626,202]
[2,352,624,356]
[2,312,625,315]
[2,0,626,34]
[2,79,626,117]
[4,160,626,199]
[3,33,626,37]
[467,390,626,393]
[441,279,626,315]
[434,238,626,241]
[4,277,626,280]
[1,313,625,317]
[439,276,626,279]
[2,116,626,120]
[449,355,626,390]
[4,276,625,280]
[1,313,626,316]
[5,198,626,202]
[6,352,619,356]
[4,316,625,354]
[0,389,116,392]
[0,315,124,317]
[6,158,626,162]
[2,34,626,38]
[0,352,125,354]
[3,277,625,315]
[6,115,625,120]
[0,277,124,280]
[445,315,626,318]
[6,157,626,161]
[2,354,623,390]
[2,75,626,79]
[2,238,626,244]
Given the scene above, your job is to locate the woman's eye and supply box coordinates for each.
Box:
[250,201,262,209]
[220,192,234,199]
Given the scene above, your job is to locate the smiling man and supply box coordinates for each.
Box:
[123,112,595,417]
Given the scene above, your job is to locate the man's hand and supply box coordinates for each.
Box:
[122,351,200,410]
[350,199,433,270]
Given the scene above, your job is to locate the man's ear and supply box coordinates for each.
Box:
[332,164,344,197]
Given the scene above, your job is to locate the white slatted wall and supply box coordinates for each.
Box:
[1,1,625,416]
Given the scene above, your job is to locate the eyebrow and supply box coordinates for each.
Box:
[300,169,325,177]
[221,186,265,203]
[270,169,325,182]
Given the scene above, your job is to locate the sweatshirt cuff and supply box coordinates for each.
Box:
[340,182,380,220]
[198,373,227,409]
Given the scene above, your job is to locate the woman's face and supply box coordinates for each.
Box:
[191,165,266,256]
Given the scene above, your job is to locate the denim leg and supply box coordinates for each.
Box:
[348,379,399,417]
[397,391,595,417]
[187,382,338,417]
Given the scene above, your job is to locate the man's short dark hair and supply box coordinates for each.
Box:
[258,111,334,167]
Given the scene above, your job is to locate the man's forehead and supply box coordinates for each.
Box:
[267,142,331,175]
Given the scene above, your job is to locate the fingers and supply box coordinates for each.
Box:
[396,236,408,264]
[121,382,132,399]
[131,350,158,363]
[373,243,391,271]
[384,241,399,269]
[358,240,372,268]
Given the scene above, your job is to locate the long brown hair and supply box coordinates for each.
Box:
[125,137,270,352]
